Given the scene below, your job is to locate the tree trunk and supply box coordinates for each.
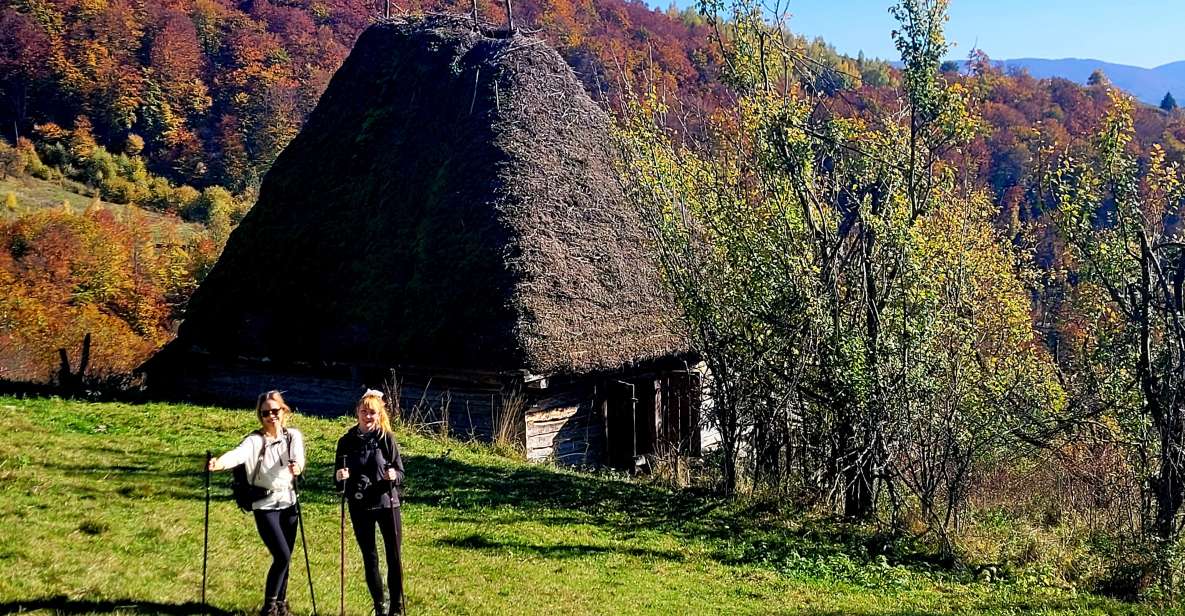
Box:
[844,454,877,519]
[835,406,878,519]
[720,437,737,495]
[1155,402,1185,544]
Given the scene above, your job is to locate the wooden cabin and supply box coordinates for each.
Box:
[142,16,704,468]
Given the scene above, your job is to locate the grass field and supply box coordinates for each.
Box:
[0,396,1174,615]
[0,175,197,237]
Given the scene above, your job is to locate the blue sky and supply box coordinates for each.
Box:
[660,0,1185,68]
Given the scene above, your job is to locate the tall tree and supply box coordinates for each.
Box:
[1052,89,1185,574]
[620,0,1060,525]
[1162,91,1178,112]
[0,9,51,141]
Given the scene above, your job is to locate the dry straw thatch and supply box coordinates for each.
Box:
[164,15,683,376]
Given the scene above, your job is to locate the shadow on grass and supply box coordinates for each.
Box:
[435,532,687,562]
[3,389,943,582]
[404,454,721,533]
[0,596,236,615]
[27,444,341,506]
[400,453,936,578]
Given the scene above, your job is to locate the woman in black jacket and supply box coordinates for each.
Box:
[335,390,405,616]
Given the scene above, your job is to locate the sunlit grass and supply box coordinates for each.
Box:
[0,396,1167,615]
[0,175,199,239]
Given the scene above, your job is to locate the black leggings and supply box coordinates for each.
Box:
[253,505,298,600]
[350,504,403,611]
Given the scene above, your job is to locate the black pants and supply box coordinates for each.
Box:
[350,504,403,612]
[254,505,298,601]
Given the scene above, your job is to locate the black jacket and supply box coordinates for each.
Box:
[335,426,405,509]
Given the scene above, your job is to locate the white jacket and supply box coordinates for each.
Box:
[221,428,306,510]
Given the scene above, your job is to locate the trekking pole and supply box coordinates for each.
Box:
[294,477,319,616]
[203,451,212,612]
[387,479,406,615]
[338,456,347,616]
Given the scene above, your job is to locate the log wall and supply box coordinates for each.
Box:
[148,353,704,469]
[524,388,604,466]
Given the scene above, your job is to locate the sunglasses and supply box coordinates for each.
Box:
[259,408,283,417]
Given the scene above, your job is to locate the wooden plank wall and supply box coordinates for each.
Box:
[161,361,363,416]
[155,359,509,442]
[656,372,700,455]
[153,354,707,468]
[394,382,504,441]
[524,388,604,466]
[523,370,707,469]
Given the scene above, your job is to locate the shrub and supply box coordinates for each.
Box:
[83,147,117,187]
[14,139,43,176]
[143,177,175,212]
[0,140,18,179]
[124,133,144,156]
[35,141,67,169]
[100,176,136,204]
[192,186,239,240]
[173,185,201,214]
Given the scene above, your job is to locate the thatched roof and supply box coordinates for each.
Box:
[159,16,682,376]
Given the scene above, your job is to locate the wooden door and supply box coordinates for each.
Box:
[603,380,637,470]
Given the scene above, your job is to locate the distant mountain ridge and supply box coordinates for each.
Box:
[986,58,1185,106]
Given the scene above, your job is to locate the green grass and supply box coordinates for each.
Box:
[0,174,96,216]
[0,175,197,236]
[0,396,1173,615]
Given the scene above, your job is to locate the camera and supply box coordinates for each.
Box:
[352,474,372,500]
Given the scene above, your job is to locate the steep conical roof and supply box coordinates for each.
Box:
[165,15,682,375]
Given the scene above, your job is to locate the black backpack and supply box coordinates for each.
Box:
[230,430,292,512]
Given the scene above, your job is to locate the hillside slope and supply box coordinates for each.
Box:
[0,396,1157,615]
[0,175,197,236]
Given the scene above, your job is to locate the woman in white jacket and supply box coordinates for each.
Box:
[208,390,306,616]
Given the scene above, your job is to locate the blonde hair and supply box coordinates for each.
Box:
[356,391,392,433]
[256,390,292,428]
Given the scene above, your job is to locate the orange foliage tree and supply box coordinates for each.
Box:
[0,205,215,383]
